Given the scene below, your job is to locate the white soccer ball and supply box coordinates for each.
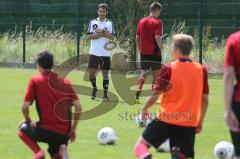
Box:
[158,139,170,152]
[97,127,117,145]
[214,141,234,159]
[135,114,152,128]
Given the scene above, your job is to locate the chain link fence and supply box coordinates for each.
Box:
[0,0,239,72]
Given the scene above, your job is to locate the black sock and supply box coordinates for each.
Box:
[136,91,141,99]
[103,78,109,97]
[90,77,97,89]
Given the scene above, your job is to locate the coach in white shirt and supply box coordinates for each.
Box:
[86,3,115,101]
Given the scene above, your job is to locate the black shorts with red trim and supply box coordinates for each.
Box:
[88,55,111,70]
[142,119,196,158]
[20,123,69,157]
[140,55,162,71]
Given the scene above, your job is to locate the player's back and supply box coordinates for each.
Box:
[226,31,240,73]
[30,72,78,135]
[137,17,162,55]
[159,61,204,127]
[138,17,160,36]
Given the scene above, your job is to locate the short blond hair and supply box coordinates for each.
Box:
[172,34,194,55]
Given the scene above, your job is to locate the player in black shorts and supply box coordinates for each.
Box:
[86,3,115,101]
[224,31,240,159]
[18,51,82,159]
[135,2,163,104]
[19,123,69,159]
[134,34,209,159]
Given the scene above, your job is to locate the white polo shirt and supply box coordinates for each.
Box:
[87,18,115,57]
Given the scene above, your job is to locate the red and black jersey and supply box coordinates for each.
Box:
[224,31,240,102]
[136,16,163,56]
[24,72,78,135]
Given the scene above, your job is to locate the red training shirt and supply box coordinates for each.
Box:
[224,31,240,102]
[24,72,78,135]
[136,16,163,56]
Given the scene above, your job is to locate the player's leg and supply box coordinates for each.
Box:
[18,122,45,159]
[136,69,148,96]
[169,125,196,159]
[88,55,100,100]
[48,142,69,159]
[134,119,169,159]
[89,68,98,100]
[48,143,63,159]
[101,56,111,101]
[231,130,240,159]
[151,55,162,90]
[152,70,159,90]
[230,101,240,159]
[171,146,187,159]
[136,69,148,104]
[60,145,70,159]
[102,70,110,101]
[135,137,152,159]
[136,55,151,103]
[36,128,69,159]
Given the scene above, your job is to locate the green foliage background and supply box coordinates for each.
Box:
[0,0,239,72]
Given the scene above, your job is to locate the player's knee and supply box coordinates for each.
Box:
[19,122,29,133]
[19,122,34,135]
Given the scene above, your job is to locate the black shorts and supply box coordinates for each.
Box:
[88,55,111,70]
[20,123,69,157]
[143,119,196,158]
[140,55,162,71]
[230,101,240,156]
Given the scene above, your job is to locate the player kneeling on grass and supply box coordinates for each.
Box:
[18,51,82,159]
[134,34,209,159]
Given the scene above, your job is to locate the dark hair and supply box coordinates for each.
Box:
[172,34,194,56]
[36,50,54,70]
[98,3,108,11]
[150,2,163,12]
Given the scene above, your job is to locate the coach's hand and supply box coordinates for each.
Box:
[225,109,240,132]
[69,129,76,143]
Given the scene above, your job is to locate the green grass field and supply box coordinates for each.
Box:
[0,68,230,159]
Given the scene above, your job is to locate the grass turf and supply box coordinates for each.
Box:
[0,68,229,159]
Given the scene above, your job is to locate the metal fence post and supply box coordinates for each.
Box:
[22,1,27,64]
[76,0,81,58]
[23,24,26,64]
[198,0,203,64]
